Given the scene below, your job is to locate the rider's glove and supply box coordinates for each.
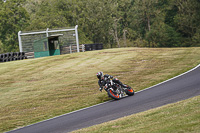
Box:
[99,87,103,92]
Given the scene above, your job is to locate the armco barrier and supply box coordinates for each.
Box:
[0,52,27,63]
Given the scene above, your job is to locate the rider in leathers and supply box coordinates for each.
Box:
[96,72,128,91]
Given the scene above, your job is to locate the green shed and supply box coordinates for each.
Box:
[33,35,62,58]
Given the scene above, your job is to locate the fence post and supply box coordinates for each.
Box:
[18,31,23,52]
[75,25,80,53]
[46,28,49,37]
[70,45,72,54]
[82,44,85,52]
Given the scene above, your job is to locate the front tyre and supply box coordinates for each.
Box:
[125,86,135,96]
[107,89,121,100]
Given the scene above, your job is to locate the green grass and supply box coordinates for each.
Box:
[72,95,200,133]
[1,47,200,132]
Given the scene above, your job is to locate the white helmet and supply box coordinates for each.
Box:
[96,72,103,79]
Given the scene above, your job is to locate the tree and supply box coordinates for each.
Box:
[25,0,69,30]
[69,0,116,46]
[128,0,183,47]
[1,0,199,51]
[129,0,161,35]
[110,0,133,48]
[145,22,181,47]
[174,0,200,46]
[174,0,200,37]
[192,29,200,46]
[0,0,29,53]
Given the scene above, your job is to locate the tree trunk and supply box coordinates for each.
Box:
[123,29,127,47]
[147,16,151,31]
[114,19,120,48]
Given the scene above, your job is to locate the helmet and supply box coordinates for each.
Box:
[96,72,103,79]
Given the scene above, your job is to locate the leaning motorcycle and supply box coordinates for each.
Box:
[103,77,135,100]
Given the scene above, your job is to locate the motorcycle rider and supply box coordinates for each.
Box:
[96,72,128,92]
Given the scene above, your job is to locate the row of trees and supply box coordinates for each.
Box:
[0,0,200,53]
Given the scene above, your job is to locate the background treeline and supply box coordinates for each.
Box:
[0,0,200,53]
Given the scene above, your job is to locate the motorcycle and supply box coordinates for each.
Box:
[102,77,135,100]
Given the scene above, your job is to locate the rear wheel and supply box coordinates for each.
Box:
[107,89,121,100]
[125,86,135,96]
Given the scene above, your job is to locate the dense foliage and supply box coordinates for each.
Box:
[0,0,200,53]
[0,0,29,53]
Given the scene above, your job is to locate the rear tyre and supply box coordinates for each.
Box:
[107,89,121,100]
[125,86,135,96]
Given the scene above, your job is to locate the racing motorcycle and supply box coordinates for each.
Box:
[102,77,135,100]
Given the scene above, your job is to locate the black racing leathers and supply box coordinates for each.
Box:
[98,74,127,90]
[98,74,111,90]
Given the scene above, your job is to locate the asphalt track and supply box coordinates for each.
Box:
[8,64,200,133]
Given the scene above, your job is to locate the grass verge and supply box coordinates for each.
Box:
[72,95,200,133]
[0,47,200,132]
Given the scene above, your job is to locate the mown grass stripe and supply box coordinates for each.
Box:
[1,47,200,132]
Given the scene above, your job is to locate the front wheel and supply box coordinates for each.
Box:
[125,86,135,96]
[107,89,121,100]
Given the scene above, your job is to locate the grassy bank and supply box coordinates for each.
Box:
[1,47,200,132]
[72,95,200,133]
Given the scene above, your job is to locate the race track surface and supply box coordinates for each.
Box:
[8,65,200,133]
